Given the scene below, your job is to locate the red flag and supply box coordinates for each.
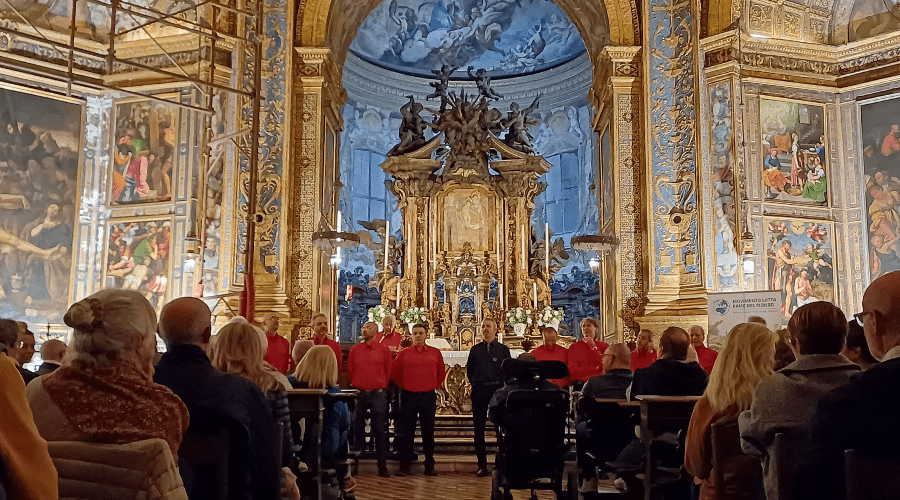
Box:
[239,272,255,322]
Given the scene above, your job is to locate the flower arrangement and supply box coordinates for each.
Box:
[367,305,396,327]
[399,307,429,325]
[537,307,565,327]
[505,307,533,327]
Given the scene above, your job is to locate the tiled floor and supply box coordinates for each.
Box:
[353,472,561,500]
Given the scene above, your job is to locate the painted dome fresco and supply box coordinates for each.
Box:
[349,0,587,79]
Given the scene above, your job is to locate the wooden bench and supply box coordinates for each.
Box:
[287,388,327,500]
[636,396,701,500]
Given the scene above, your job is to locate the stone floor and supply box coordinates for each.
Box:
[353,472,560,499]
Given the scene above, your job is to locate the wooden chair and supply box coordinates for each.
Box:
[287,388,327,500]
[710,419,762,500]
[178,427,230,500]
[844,449,900,500]
[636,396,700,500]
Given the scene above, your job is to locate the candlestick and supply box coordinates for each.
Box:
[396,281,401,308]
[532,282,538,308]
[544,222,550,278]
[384,220,390,273]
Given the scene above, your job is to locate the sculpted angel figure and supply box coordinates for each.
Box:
[388,95,428,156]
[468,66,503,100]
[502,95,541,154]
[427,64,458,111]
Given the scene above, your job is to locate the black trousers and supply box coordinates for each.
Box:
[398,389,436,466]
[353,389,388,463]
[471,383,502,469]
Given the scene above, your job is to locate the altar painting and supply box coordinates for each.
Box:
[764,218,835,321]
[0,86,82,325]
[442,187,496,252]
[860,95,900,280]
[105,218,173,311]
[110,99,178,205]
[759,98,828,205]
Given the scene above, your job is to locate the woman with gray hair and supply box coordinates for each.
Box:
[26,289,189,455]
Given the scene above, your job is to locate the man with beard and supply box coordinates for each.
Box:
[311,312,342,368]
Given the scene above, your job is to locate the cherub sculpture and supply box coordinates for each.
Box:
[426,64,458,112]
[530,229,569,278]
[468,66,503,100]
[355,218,404,288]
[502,95,541,154]
[387,95,428,156]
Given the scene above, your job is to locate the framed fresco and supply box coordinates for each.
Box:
[438,186,497,253]
[759,97,829,205]
[110,98,178,205]
[600,127,613,222]
[104,217,173,311]
[860,94,900,280]
[0,84,83,326]
[764,218,835,323]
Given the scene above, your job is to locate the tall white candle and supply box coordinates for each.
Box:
[396,281,401,308]
[384,220,390,273]
[499,283,504,309]
[429,283,434,310]
[533,282,538,308]
[544,222,550,278]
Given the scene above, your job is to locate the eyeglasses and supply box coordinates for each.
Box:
[854,311,874,327]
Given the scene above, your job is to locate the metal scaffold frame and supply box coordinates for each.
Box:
[0,0,265,304]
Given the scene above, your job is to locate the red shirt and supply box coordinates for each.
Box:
[313,335,343,368]
[567,340,608,382]
[378,331,403,357]
[263,333,291,374]
[391,344,446,392]
[696,345,718,374]
[631,349,657,371]
[532,344,570,387]
[348,341,393,390]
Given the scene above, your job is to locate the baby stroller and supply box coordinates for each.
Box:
[489,359,579,500]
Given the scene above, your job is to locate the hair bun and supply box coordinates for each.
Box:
[64,297,104,332]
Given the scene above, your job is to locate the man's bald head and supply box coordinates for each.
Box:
[40,339,67,363]
[292,339,314,364]
[605,342,632,371]
[862,270,900,360]
[660,326,690,360]
[159,297,212,347]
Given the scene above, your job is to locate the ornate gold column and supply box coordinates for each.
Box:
[289,47,347,338]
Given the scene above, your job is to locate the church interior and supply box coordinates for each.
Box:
[2,0,900,496]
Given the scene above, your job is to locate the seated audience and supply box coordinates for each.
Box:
[740,302,859,500]
[685,322,775,500]
[244,319,293,390]
[567,318,609,385]
[210,320,294,468]
[294,345,355,493]
[841,318,878,371]
[577,343,636,493]
[0,319,58,500]
[27,290,188,455]
[773,328,796,371]
[747,316,767,326]
[36,339,67,376]
[532,327,570,387]
[292,339,314,367]
[799,271,900,500]
[629,326,708,400]
[153,297,281,500]
[689,325,718,374]
[631,329,657,370]
[488,353,563,428]
[8,323,37,384]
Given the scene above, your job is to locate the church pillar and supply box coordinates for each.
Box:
[635,0,709,332]
[289,47,346,338]
[604,46,647,340]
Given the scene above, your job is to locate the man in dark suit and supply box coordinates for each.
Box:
[466,318,511,477]
[35,339,67,376]
[628,326,708,400]
[153,297,281,500]
[800,271,900,500]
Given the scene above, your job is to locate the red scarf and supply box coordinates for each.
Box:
[42,361,189,455]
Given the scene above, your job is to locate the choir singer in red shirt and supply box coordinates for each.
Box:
[348,321,393,477]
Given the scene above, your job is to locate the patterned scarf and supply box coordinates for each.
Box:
[42,360,189,455]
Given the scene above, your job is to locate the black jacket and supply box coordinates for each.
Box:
[629,358,708,400]
[466,340,511,389]
[582,368,633,400]
[35,362,61,376]
[154,344,280,500]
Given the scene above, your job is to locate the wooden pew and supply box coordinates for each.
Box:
[287,388,327,500]
[636,396,701,500]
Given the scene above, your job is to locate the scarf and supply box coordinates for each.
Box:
[42,360,189,455]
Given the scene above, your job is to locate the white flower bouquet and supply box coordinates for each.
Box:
[367,305,396,326]
[537,307,564,327]
[399,307,428,325]
[505,307,533,327]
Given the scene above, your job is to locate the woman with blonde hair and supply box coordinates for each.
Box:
[209,320,294,468]
[684,322,775,500]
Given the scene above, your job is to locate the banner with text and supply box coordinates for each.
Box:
[707,291,783,341]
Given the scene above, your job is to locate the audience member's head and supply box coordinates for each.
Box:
[788,302,848,355]
[0,318,18,352]
[209,320,279,393]
[659,327,690,361]
[311,313,328,339]
[706,322,775,411]
[688,325,706,348]
[382,314,396,333]
[580,318,599,340]
[748,316,767,326]
[860,271,900,360]
[517,352,537,362]
[263,314,280,335]
[292,339,314,364]
[637,329,655,352]
[158,297,212,347]
[411,324,428,346]
[843,319,878,370]
[40,339,67,364]
[64,289,157,373]
[481,318,498,343]
[773,328,796,371]
[603,343,632,372]
[293,344,338,389]
[542,327,559,346]
[9,323,36,365]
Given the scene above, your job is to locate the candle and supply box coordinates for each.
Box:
[384,220,390,273]
[396,281,401,308]
[533,282,538,308]
[499,283,504,309]
[429,283,435,310]
[544,222,550,278]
